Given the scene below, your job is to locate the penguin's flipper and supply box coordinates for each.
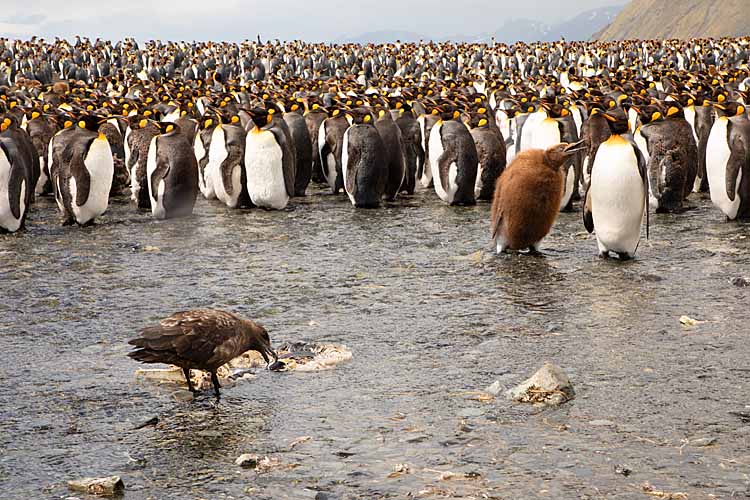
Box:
[583,185,594,234]
[1,141,23,220]
[343,141,359,196]
[725,128,747,202]
[319,141,331,184]
[70,141,93,208]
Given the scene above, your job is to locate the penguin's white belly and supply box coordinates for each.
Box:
[341,129,354,205]
[71,138,114,224]
[706,118,741,219]
[208,129,238,207]
[418,117,432,188]
[590,140,645,255]
[0,152,24,232]
[559,164,575,210]
[317,122,336,190]
[531,119,560,150]
[146,137,166,219]
[428,124,455,204]
[245,131,289,210]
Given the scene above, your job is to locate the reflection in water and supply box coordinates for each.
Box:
[0,188,749,498]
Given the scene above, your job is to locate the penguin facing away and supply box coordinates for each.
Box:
[207,115,250,209]
[195,117,216,199]
[146,122,198,220]
[0,119,33,232]
[373,106,406,201]
[428,108,478,206]
[341,108,387,208]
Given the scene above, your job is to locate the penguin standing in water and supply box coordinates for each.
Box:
[428,106,478,206]
[244,108,295,210]
[491,142,583,254]
[373,104,405,201]
[208,114,250,209]
[692,94,715,193]
[282,100,312,196]
[146,122,198,219]
[466,110,505,200]
[0,118,34,232]
[318,108,349,194]
[24,108,56,196]
[303,101,328,184]
[126,114,160,209]
[705,101,750,220]
[637,102,698,213]
[49,115,114,226]
[392,101,424,195]
[583,108,649,260]
[195,117,216,199]
[416,105,441,188]
[341,108,387,208]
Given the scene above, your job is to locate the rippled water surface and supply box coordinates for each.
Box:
[1,186,749,499]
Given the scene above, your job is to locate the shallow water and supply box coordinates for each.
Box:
[1,187,749,499]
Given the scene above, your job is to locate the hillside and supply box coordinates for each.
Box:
[338,5,623,45]
[597,0,750,40]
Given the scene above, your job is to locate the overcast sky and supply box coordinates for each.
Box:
[1,0,625,42]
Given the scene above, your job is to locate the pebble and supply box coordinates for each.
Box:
[67,476,124,496]
[730,277,748,287]
[506,362,575,406]
[235,454,259,468]
[690,437,717,447]
[171,390,194,402]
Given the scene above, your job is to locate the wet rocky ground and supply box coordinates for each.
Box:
[1,187,749,499]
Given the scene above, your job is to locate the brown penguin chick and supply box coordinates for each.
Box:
[128,309,278,400]
[491,142,584,254]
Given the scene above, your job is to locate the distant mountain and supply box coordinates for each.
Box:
[597,0,750,40]
[337,5,624,45]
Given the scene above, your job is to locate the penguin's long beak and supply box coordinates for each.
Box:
[563,140,585,154]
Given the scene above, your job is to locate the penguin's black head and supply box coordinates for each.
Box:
[246,107,272,129]
[157,122,180,135]
[372,104,391,121]
[663,101,685,119]
[546,103,571,119]
[346,107,375,125]
[464,111,490,129]
[713,101,746,118]
[76,114,102,132]
[632,104,664,126]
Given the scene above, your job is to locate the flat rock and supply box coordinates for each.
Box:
[506,362,575,406]
[67,476,124,496]
[484,380,503,396]
[171,390,194,402]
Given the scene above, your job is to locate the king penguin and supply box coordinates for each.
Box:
[466,110,506,200]
[705,101,750,220]
[583,109,649,260]
[0,117,34,232]
[244,108,295,210]
[207,114,250,209]
[146,122,198,219]
[195,116,216,199]
[373,104,406,201]
[428,106,478,206]
[341,108,387,208]
[318,107,349,194]
[49,115,114,226]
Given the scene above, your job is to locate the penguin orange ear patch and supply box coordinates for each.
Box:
[478,118,488,127]
[166,124,174,133]
[231,115,240,124]
[666,106,679,117]
[363,114,371,123]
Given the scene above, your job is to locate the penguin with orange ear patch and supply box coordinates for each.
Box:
[428,105,478,206]
[491,142,583,254]
[146,122,198,220]
[49,115,114,226]
[341,108,387,208]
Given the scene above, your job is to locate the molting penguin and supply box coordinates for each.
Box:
[705,101,750,220]
[0,118,33,232]
[491,142,582,254]
[49,115,114,226]
[282,101,312,196]
[428,107,478,205]
[244,108,295,210]
[341,108,387,208]
[583,110,648,260]
[146,122,198,219]
[373,105,405,201]
[636,102,698,213]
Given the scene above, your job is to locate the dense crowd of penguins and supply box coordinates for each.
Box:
[0,36,749,258]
